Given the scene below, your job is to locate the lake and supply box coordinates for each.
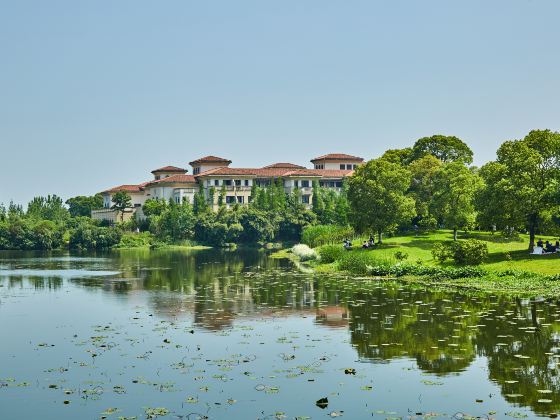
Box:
[0,248,558,419]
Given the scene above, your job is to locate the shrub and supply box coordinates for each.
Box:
[453,239,488,265]
[115,232,153,248]
[317,244,345,263]
[431,242,454,263]
[292,244,318,261]
[301,224,354,248]
[337,250,393,275]
[69,223,122,250]
[394,251,408,261]
[431,239,488,266]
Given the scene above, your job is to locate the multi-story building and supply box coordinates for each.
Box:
[92,153,364,221]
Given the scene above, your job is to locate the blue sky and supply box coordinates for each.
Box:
[1,0,559,205]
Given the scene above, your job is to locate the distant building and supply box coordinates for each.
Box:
[92,153,364,221]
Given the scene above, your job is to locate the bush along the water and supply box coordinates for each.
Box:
[317,244,346,263]
[432,239,488,265]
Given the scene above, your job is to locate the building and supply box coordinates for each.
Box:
[92,153,364,221]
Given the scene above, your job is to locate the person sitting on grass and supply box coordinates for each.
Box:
[368,236,375,247]
[537,239,544,248]
[362,241,369,249]
[343,239,352,250]
[545,241,556,253]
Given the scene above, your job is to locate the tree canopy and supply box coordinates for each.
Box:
[347,158,415,242]
[410,134,473,164]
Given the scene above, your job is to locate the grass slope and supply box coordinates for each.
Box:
[347,230,560,275]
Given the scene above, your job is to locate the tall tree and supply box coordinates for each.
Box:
[408,155,442,230]
[477,129,560,249]
[66,194,103,217]
[431,162,482,240]
[111,191,132,222]
[410,135,473,164]
[381,148,413,165]
[347,159,415,243]
[27,195,69,222]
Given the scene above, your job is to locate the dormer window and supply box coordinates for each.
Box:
[193,167,200,175]
[155,175,160,180]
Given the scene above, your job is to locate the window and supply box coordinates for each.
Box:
[237,196,244,203]
[301,180,310,188]
[315,164,324,169]
[336,181,343,188]
[224,180,232,186]
[193,167,200,175]
[235,179,241,186]
[155,175,160,180]
[340,164,345,169]
[175,196,180,204]
[302,194,310,204]
[294,180,299,187]
[346,164,352,170]
[134,203,141,207]
[214,180,219,186]
[352,165,357,169]
[226,196,236,204]
[244,180,250,186]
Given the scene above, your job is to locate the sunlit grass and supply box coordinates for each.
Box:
[341,230,560,275]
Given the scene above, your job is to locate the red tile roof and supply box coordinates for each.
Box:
[189,155,232,166]
[310,153,364,162]
[196,167,353,178]
[262,162,306,169]
[145,174,197,186]
[103,183,149,194]
[151,165,187,174]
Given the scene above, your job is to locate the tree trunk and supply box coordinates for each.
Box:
[453,228,458,241]
[378,230,383,244]
[528,213,537,251]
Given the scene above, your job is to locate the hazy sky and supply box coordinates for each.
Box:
[1,1,560,205]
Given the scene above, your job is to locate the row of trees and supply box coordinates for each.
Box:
[347,130,560,248]
[141,184,333,246]
[0,195,121,250]
[1,129,558,250]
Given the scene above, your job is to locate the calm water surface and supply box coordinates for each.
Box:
[1,248,559,420]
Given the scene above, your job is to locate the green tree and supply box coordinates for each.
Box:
[381,148,412,165]
[410,134,473,164]
[193,185,209,215]
[408,155,442,230]
[65,194,103,217]
[347,158,415,243]
[218,185,227,208]
[27,195,69,222]
[111,191,132,222]
[431,162,482,240]
[142,198,168,218]
[476,129,560,249]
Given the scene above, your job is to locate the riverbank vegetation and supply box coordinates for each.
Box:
[282,229,560,296]
[1,129,559,259]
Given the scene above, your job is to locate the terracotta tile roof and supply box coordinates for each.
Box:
[310,153,364,162]
[189,155,232,165]
[262,162,306,169]
[151,165,187,174]
[196,167,354,178]
[103,183,149,194]
[145,174,197,186]
[290,169,354,178]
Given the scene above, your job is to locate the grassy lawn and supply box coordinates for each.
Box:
[347,230,560,275]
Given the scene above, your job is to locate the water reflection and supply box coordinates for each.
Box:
[1,248,560,417]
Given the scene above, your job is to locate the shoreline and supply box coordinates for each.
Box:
[273,249,560,298]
